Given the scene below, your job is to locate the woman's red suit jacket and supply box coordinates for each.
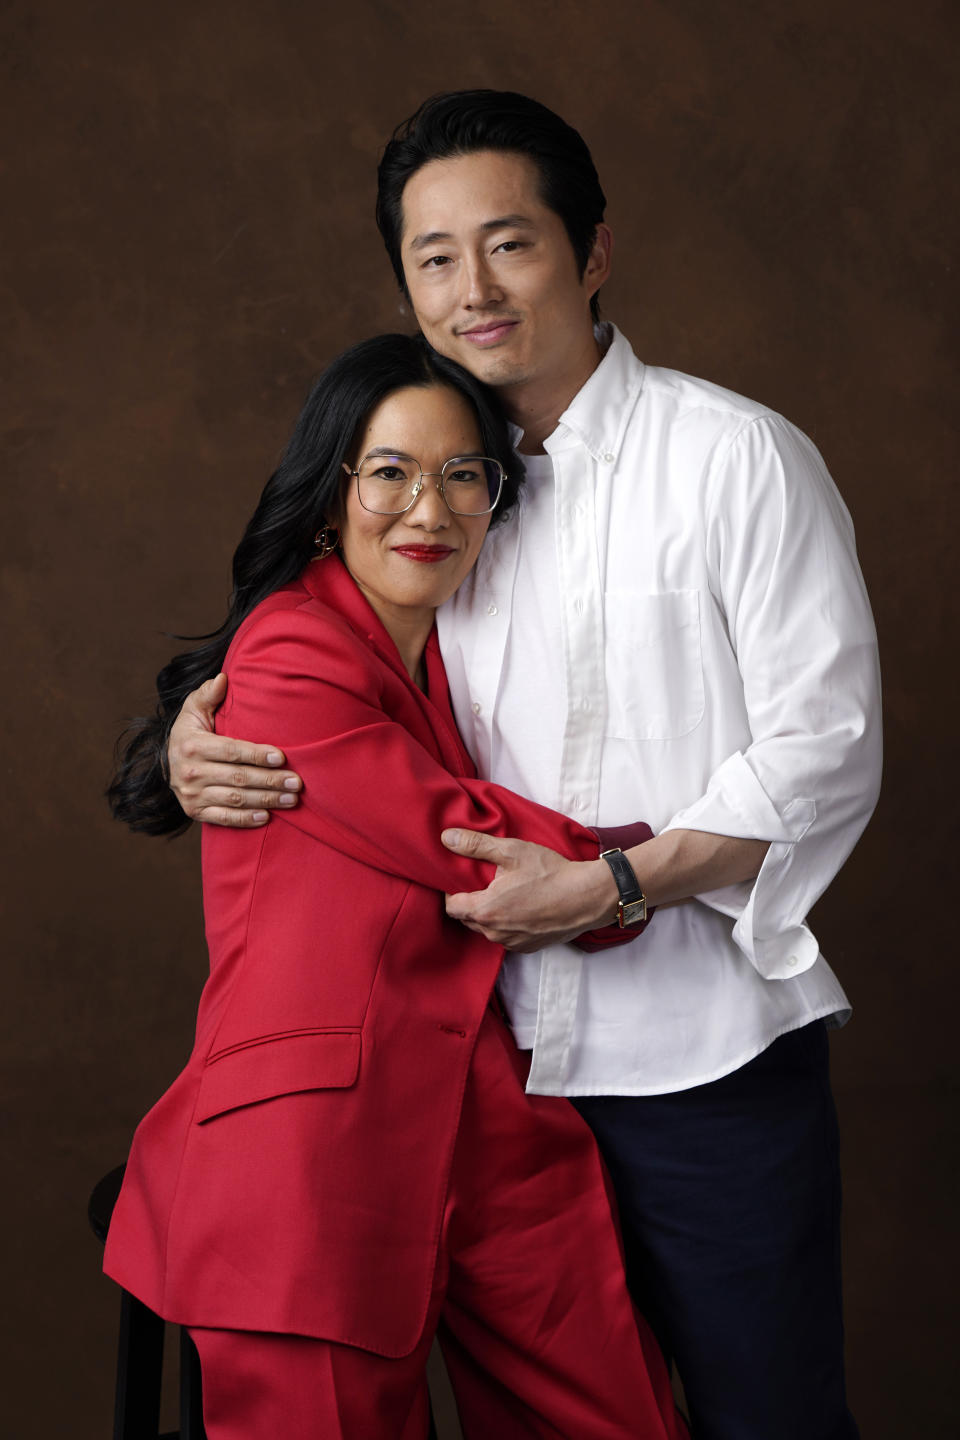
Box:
[103,555,608,1359]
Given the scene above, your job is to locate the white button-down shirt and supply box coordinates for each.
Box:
[437,325,882,1096]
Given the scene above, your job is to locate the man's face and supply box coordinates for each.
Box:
[399,150,609,396]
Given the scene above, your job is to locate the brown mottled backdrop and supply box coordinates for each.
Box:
[1,0,956,1435]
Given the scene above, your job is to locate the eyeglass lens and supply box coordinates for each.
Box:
[356,455,502,515]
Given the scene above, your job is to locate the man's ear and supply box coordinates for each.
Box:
[584,223,613,300]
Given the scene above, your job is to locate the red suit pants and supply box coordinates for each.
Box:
[189,1008,685,1439]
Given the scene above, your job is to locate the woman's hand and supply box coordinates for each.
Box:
[167,674,303,826]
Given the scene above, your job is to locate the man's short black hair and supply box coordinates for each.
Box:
[376,90,607,322]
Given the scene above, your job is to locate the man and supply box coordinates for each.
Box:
[166,92,880,1438]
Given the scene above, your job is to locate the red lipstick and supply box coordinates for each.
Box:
[392,545,456,563]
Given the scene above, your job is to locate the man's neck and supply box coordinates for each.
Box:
[502,331,605,455]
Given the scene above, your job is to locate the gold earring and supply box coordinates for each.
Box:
[312,526,340,560]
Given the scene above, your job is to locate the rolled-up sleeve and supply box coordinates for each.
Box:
[661,414,882,980]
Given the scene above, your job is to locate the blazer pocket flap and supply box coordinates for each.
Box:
[196,1031,361,1123]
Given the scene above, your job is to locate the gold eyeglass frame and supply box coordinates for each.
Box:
[343,454,505,518]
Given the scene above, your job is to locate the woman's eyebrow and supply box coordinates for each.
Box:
[364,446,415,459]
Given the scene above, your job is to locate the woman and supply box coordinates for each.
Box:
[106,334,685,1439]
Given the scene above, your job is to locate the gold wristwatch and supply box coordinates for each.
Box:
[599,847,648,928]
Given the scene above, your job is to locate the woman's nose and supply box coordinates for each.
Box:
[407,477,451,527]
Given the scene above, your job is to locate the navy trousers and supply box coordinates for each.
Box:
[573,1021,859,1440]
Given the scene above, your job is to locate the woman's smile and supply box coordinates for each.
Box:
[391,542,457,562]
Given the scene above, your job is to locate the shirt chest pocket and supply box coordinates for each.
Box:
[603,589,705,740]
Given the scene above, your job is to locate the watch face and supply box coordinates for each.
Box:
[621,898,647,927]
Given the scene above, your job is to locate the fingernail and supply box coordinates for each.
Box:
[252,811,269,824]
[442,829,461,847]
[278,794,297,807]
[283,776,301,790]
[266,751,284,766]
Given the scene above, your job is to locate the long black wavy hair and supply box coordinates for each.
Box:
[108,332,523,838]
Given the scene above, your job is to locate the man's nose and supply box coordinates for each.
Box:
[460,253,504,309]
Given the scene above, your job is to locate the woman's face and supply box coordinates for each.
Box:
[336,383,495,633]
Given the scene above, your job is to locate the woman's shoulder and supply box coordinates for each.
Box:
[227,569,377,678]
[215,575,388,735]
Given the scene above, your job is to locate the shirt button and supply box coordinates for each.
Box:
[487,603,498,616]
[472,701,482,714]
[603,451,615,463]
[574,598,584,615]
[786,955,799,967]
[573,797,586,811]
[580,697,591,712]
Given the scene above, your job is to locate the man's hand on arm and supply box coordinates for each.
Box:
[167,674,303,827]
[441,831,618,952]
[441,827,770,951]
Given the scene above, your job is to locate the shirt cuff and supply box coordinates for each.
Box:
[662,751,818,980]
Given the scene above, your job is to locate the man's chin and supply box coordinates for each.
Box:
[456,347,531,390]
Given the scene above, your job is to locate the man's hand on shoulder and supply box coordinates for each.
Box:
[168,673,303,827]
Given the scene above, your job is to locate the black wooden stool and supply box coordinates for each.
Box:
[89,1165,205,1440]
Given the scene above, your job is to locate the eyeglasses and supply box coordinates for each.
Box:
[346,452,505,517]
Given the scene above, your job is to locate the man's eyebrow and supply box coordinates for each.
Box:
[406,215,537,252]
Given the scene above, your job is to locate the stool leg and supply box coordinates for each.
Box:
[114,1289,164,1440]
[179,1328,206,1439]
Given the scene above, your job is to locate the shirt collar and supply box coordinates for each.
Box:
[542,323,645,463]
